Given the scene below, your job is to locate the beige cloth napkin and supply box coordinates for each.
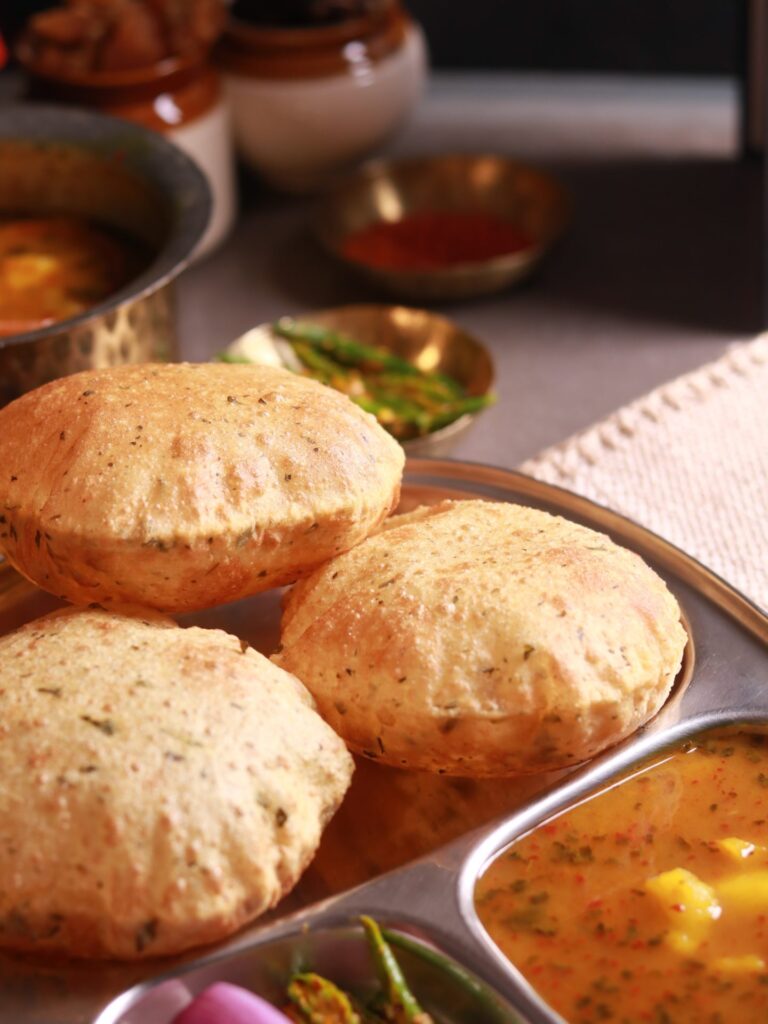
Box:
[520,335,768,612]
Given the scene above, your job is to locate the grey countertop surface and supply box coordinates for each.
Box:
[178,72,760,469]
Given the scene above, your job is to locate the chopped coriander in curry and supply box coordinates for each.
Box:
[475,730,768,1024]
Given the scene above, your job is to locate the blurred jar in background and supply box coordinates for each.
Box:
[17,0,236,259]
[216,0,427,193]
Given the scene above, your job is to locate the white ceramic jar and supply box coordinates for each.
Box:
[217,2,427,193]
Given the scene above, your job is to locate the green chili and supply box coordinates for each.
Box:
[273,319,423,377]
[215,351,252,364]
[427,393,497,429]
[361,916,430,1024]
[382,928,507,1023]
[217,319,493,442]
[368,389,434,431]
[375,372,464,403]
[291,340,353,383]
[287,972,361,1024]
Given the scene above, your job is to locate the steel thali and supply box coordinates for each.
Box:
[0,458,765,1024]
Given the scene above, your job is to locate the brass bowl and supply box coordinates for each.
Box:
[0,104,210,406]
[226,303,495,456]
[314,153,568,302]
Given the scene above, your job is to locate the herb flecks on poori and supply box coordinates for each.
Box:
[274,499,687,776]
[476,730,768,1024]
[0,607,352,959]
[0,363,404,613]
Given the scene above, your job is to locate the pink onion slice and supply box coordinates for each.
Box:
[171,983,293,1024]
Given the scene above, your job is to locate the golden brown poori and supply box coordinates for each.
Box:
[275,499,687,776]
[0,607,353,958]
[0,351,694,970]
[0,363,404,613]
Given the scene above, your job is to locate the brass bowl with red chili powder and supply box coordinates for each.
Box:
[315,154,568,301]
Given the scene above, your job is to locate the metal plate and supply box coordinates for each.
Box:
[0,458,765,1024]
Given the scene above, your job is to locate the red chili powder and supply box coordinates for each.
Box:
[341,210,534,271]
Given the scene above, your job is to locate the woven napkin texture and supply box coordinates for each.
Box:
[520,335,768,612]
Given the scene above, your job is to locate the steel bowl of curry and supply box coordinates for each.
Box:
[0,104,210,406]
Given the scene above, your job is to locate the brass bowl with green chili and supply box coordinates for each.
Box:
[221,305,495,456]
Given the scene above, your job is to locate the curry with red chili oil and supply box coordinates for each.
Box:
[475,730,768,1024]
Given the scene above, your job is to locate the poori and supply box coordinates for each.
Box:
[0,607,353,958]
[275,499,687,776]
[0,362,404,612]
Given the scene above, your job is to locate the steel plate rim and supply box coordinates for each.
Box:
[404,456,768,645]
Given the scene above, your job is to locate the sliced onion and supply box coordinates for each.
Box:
[171,982,292,1024]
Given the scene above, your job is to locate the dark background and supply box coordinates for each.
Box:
[1,1,746,74]
[406,0,744,74]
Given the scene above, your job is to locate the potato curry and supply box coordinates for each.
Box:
[476,730,768,1023]
[0,216,145,337]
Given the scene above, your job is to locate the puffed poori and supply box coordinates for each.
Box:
[0,607,353,958]
[0,363,404,612]
[275,500,687,776]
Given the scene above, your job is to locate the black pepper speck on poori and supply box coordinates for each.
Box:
[274,500,687,776]
[0,607,352,959]
[0,362,404,612]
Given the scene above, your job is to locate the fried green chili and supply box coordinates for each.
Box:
[276,320,494,440]
[287,973,361,1024]
[361,916,430,1024]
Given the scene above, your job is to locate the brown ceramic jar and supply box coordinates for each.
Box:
[18,47,235,258]
[216,0,427,192]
